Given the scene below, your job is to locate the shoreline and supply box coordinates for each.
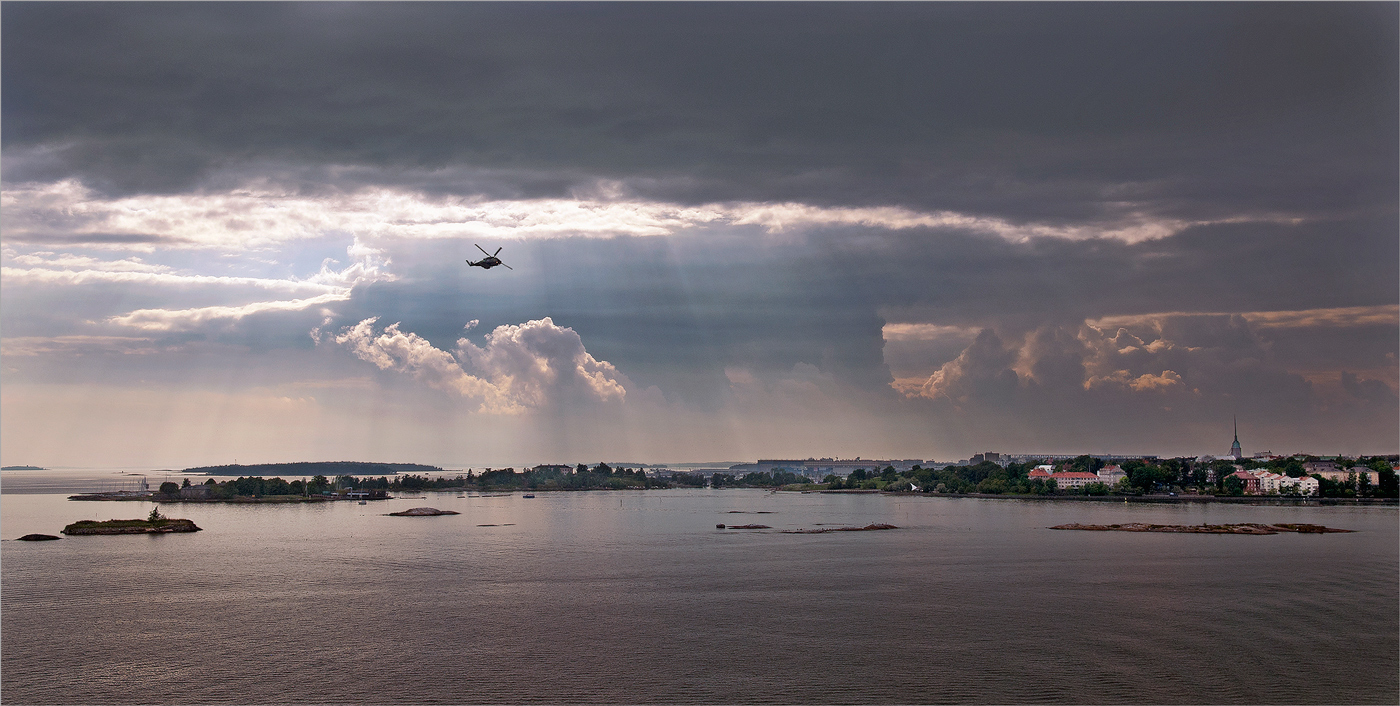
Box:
[61,488,1399,507]
[870,491,1397,506]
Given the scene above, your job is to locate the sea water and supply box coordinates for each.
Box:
[3,471,1396,704]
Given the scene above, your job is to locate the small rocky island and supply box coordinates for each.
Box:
[782,523,899,534]
[386,507,460,516]
[1050,522,1353,534]
[63,516,202,535]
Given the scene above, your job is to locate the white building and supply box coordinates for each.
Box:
[1097,465,1127,485]
[1243,470,1317,496]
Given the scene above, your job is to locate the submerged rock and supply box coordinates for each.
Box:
[782,523,898,534]
[387,507,460,516]
[17,534,60,541]
[1049,522,1354,534]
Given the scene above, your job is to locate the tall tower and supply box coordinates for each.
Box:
[1230,417,1242,459]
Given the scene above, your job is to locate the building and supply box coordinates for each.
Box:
[1097,465,1127,486]
[1302,461,1339,476]
[1310,466,1380,486]
[1229,470,1260,494]
[532,464,574,474]
[180,485,212,499]
[1231,470,1317,496]
[1049,471,1101,490]
[1229,418,1243,459]
[752,458,928,480]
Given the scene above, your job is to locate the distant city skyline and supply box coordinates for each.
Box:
[2,3,1396,468]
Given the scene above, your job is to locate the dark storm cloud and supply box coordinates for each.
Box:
[863,212,1400,331]
[4,2,1396,226]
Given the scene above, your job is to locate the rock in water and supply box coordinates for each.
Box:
[62,519,201,535]
[17,534,60,541]
[386,507,460,516]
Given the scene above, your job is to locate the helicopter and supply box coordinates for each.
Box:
[466,244,512,270]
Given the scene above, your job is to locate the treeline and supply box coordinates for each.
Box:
[156,455,1399,499]
[186,461,442,477]
[710,470,808,488]
[478,464,665,490]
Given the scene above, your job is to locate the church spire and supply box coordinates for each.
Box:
[1230,417,1242,458]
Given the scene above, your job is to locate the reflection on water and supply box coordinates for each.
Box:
[3,488,1396,704]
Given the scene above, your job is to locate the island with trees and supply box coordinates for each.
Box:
[63,508,201,535]
[184,461,442,476]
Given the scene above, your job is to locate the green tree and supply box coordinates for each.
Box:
[1083,482,1110,496]
[849,468,867,482]
[181,478,192,488]
[1376,469,1399,498]
[1223,475,1244,496]
[159,481,180,495]
[147,507,164,523]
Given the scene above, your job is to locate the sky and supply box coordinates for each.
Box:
[2,2,1396,469]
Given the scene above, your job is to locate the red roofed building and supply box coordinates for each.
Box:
[1230,470,1260,494]
[1050,471,1101,490]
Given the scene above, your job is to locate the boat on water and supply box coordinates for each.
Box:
[523,493,535,498]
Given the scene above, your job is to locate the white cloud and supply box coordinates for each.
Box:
[881,322,979,342]
[327,316,629,414]
[2,179,1298,250]
[6,252,170,273]
[109,292,351,331]
[0,266,340,293]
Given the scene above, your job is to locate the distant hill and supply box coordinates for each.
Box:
[1,465,46,471]
[186,461,444,476]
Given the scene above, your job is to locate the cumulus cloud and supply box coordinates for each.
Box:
[326,316,629,414]
[903,329,1021,404]
[457,317,628,407]
[109,292,350,332]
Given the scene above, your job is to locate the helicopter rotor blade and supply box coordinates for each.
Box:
[493,247,502,257]
[501,263,513,270]
[475,243,492,256]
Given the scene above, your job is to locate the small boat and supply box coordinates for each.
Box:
[358,500,367,505]
[522,493,535,498]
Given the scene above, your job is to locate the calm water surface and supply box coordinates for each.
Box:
[3,471,1396,704]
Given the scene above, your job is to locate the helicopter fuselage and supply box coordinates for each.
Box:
[468,257,503,269]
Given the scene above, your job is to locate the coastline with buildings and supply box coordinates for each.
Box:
[47,422,1399,505]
